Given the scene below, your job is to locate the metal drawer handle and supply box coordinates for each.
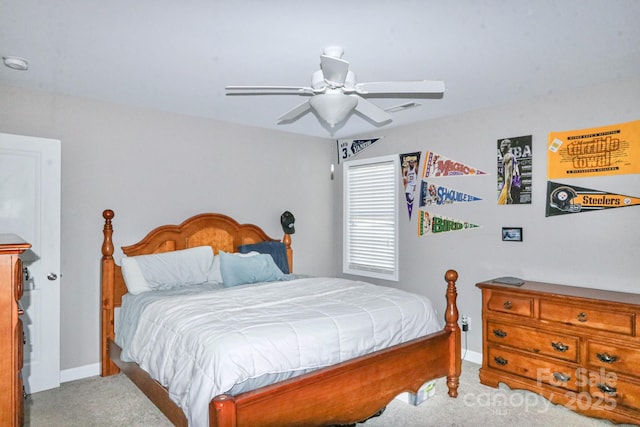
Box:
[492,329,507,338]
[577,312,588,322]
[553,372,571,383]
[597,383,617,395]
[493,356,508,366]
[551,342,569,352]
[503,301,513,310]
[597,353,618,364]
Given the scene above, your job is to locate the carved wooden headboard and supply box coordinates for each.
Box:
[100,209,292,375]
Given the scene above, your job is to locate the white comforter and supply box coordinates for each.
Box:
[118,277,441,427]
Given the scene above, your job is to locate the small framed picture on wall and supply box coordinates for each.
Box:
[502,227,523,242]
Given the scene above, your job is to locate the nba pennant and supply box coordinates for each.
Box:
[423,150,487,178]
[400,152,421,219]
[418,210,481,236]
[546,181,640,217]
[337,137,382,163]
[419,181,482,206]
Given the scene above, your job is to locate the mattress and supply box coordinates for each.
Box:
[116,276,441,427]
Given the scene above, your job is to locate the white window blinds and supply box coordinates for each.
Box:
[343,155,398,281]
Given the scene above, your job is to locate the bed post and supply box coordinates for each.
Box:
[282,233,292,273]
[444,269,461,397]
[101,209,119,376]
[211,395,237,427]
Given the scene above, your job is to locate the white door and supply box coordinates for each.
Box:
[0,132,61,393]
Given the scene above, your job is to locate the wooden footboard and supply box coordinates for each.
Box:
[100,209,461,427]
[210,270,461,427]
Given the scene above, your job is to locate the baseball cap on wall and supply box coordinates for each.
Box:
[280,211,295,234]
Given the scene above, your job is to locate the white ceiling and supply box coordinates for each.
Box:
[2,0,640,139]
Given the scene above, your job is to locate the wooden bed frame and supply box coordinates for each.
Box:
[100,209,461,427]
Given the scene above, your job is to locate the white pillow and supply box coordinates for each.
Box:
[210,251,260,284]
[121,246,214,295]
[121,256,152,295]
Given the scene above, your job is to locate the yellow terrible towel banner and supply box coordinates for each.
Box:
[547,119,640,179]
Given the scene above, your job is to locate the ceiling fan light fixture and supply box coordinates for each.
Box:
[309,94,358,128]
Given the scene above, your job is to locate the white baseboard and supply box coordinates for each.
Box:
[462,349,482,365]
[60,362,101,383]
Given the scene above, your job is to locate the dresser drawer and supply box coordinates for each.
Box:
[487,292,533,317]
[587,341,640,376]
[487,346,579,392]
[589,372,640,412]
[487,320,578,362]
[539,300,634,336]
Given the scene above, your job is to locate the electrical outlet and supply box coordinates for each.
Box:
[461,315,470,332]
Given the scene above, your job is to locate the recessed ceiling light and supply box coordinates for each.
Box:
[3,56,29,71]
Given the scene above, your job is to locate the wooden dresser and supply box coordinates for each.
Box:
[0,235,30,427]
[477,278,640,425]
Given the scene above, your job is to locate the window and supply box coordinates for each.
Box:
[343,155,399,281]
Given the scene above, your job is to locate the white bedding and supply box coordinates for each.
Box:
[116,276,442,427]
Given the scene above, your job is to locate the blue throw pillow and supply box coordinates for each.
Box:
[237,241,289,274]
[219,250,285,287]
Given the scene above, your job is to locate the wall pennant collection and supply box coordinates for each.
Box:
[338,116,638,243]
[342,118,638,234]
[337,139,486,232]
[415,151,486,236]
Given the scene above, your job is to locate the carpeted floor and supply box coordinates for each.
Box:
[25,360,634,426]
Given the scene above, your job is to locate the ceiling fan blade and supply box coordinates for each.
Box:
[320,55,349,86]
[353,96,393,124]
[226,86,315,95]
[277,100,312,123]
[352,80,445,95]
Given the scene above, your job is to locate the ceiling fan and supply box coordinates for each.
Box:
[225,47,445,129]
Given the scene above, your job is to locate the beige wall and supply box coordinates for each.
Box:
[0,84,335,371]
[336,75,640,355]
